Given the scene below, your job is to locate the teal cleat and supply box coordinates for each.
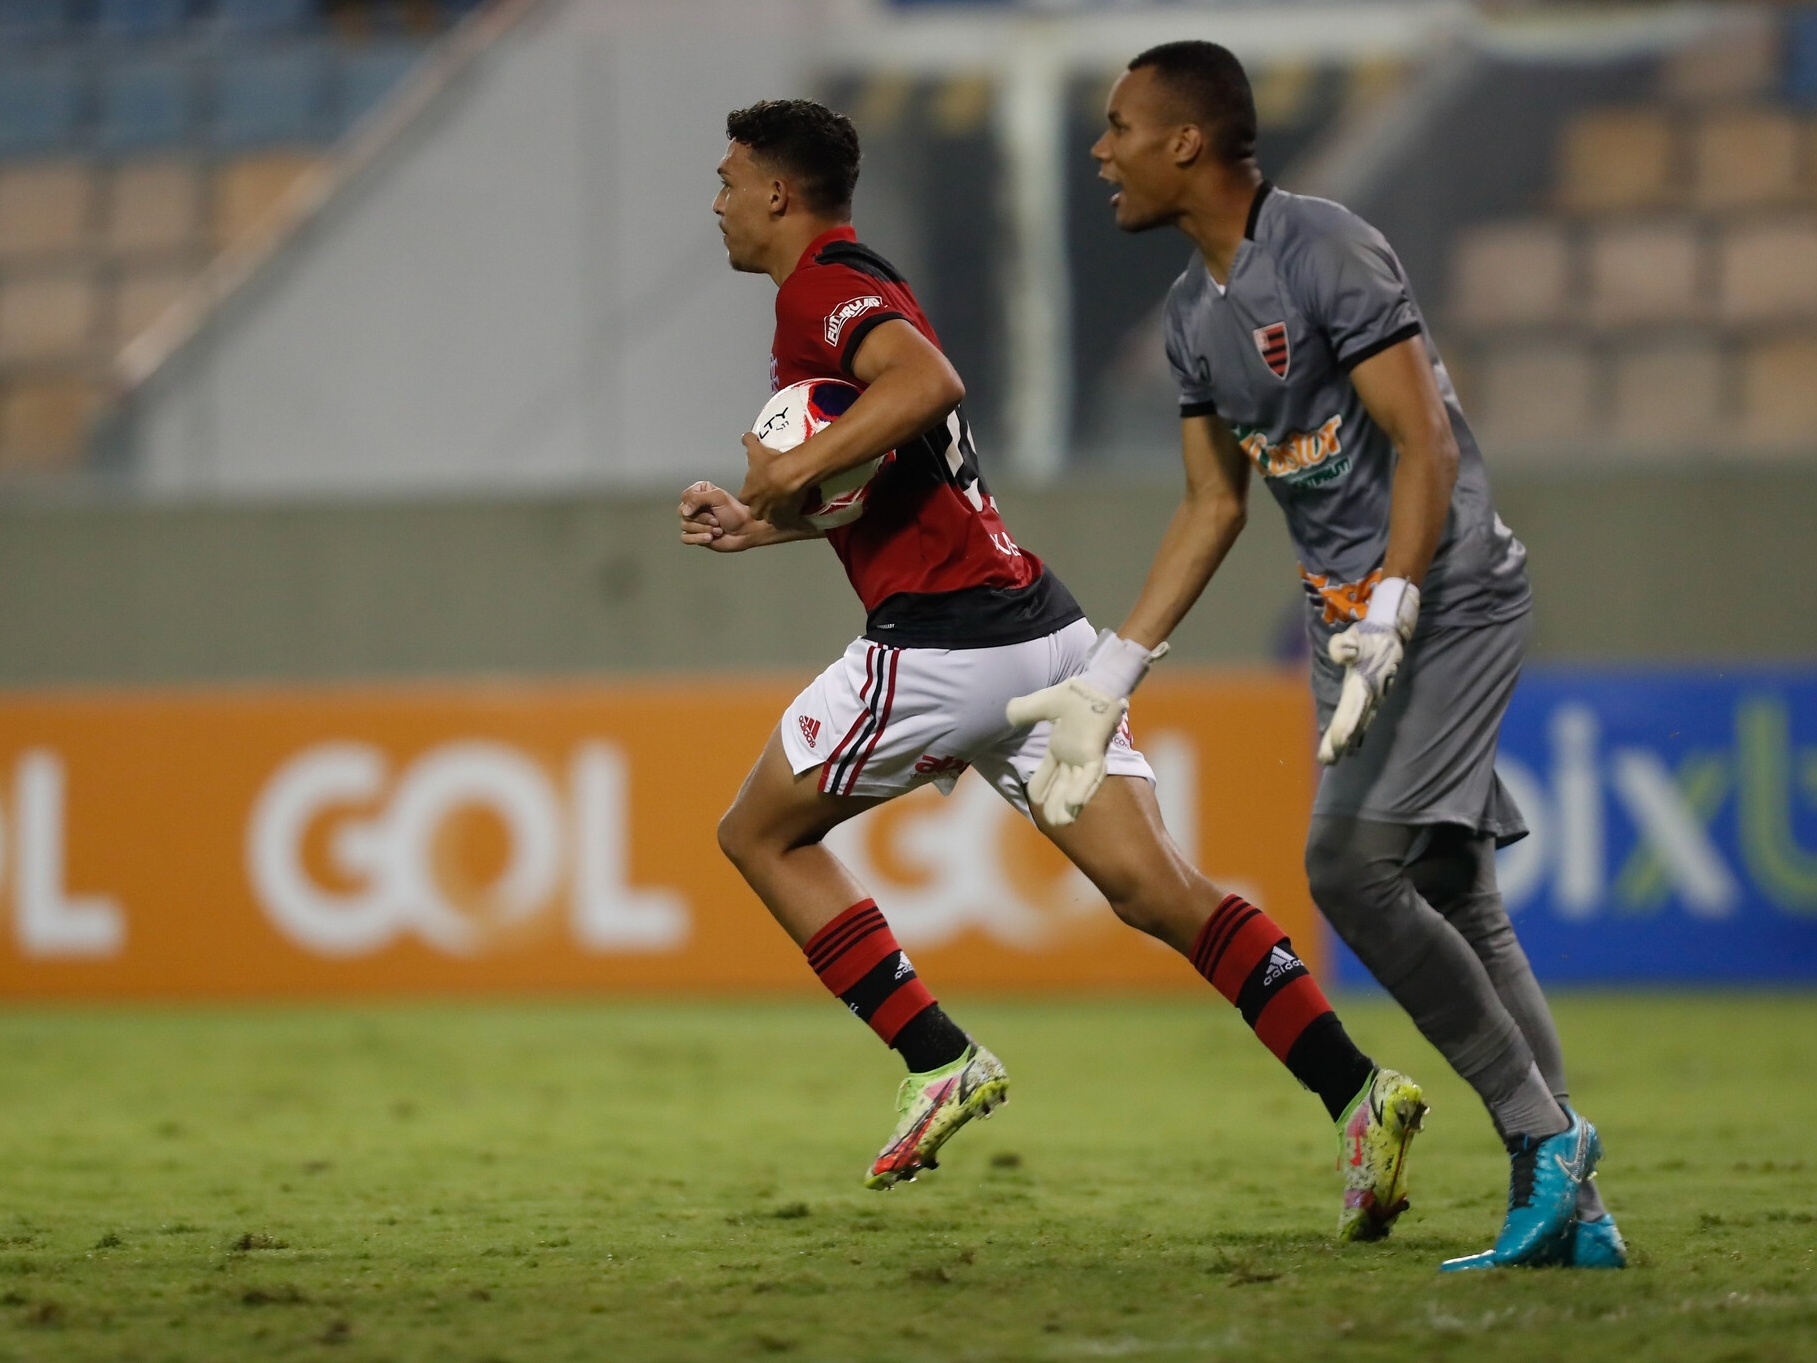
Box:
[1440,1114,1601,1272]
[1567,1212,1628,1268]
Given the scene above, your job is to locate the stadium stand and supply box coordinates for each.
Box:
[0,0,453,476]
[1448,10,1817,461]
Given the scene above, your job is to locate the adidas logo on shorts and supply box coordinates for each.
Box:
[798,715,822,748]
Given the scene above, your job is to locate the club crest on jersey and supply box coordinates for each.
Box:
[825,295,883,346]
[1253,321,1290,379]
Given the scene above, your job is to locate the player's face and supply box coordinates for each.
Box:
[1092,68,1189,232]
[715,142,782,274]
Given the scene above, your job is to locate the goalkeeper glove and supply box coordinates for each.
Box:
[1317,576,1419,766]
[1005,630,1168,827]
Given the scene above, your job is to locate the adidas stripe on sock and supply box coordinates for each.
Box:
[803,900,967,1072]
[1191,893,1374,1120]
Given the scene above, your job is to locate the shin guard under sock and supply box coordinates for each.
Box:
[804,901,968,1073]
[1192,894,1374,1120]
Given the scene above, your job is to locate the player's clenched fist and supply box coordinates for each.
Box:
[1006,630,1167,826]
[1317,577,1420,765]
[678,481,758,552]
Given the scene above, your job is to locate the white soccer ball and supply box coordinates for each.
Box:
[751,378,887,531]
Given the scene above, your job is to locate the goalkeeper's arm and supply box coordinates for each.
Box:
[1113,414,1253,652]
[1005,416,1249,826]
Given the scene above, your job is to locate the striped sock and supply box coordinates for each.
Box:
[1191,893,1374,1120]
[803,901,967,1071]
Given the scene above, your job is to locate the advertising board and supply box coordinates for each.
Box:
[0,674,1318,999]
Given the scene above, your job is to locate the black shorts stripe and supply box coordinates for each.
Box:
[826,645,896,796]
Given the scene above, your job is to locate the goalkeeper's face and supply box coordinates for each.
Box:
[714,142,780,274]
[1091,67,1194,233]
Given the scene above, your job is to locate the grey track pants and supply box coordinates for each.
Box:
[1306,817,1570,1128]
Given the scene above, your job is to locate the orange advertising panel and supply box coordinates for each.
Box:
[0,673,1319,999]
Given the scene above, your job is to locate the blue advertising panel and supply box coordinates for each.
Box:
[1329,667,1817,985]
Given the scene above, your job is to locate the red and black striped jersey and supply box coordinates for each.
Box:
[772,225,1079,649]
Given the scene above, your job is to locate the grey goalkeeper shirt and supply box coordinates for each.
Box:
[1162,183,1530,635]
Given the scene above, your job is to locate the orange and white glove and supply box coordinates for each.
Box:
[1005,631,1168,826]
[1317,577,1419,765]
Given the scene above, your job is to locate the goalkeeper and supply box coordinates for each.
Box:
[1010,40,1624,1271]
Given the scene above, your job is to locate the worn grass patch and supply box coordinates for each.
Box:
[0,995,1812,1361]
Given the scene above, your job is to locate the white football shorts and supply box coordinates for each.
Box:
[779,616,1153,818]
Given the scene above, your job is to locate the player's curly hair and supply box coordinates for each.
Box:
[725,99,862,217]
[1129,40,1258,164]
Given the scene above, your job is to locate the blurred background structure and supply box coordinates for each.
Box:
[0,0,1812,997]
[0,0,1809,671]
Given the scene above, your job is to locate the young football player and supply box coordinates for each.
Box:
[1012,42,1624,1270]
[679,98,1426,1243]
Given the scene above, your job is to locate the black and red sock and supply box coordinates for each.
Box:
[804,901,970,1073]
[1191,893,1374,1120]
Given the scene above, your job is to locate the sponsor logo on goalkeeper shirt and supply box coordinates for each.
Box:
[1235,415,1347,486]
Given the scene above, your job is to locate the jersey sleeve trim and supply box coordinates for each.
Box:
[839,309,910,375]
[1337,320,1422,373]
[1179,399,1220,419]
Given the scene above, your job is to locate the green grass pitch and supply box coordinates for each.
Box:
[1,994,1813,1362]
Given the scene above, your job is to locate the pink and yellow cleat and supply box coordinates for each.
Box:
[1336,1067,1428,1242]
[864,1044,1009,1190]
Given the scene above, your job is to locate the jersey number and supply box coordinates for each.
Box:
[921,406,987,513]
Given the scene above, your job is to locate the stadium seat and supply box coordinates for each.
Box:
[1790,8,1817,108]
[105,158,203,258]
[0,0,67,43]
[95,0,189,39]
[210,150,318,250]
[333,40,423,133]
[0,161,95,260]
[1469,342,1599,448]
[1661,10,1779,104]
[95,57,196,153]
[1691,109,1803,210]
[1448,220,1573,329]
[0,61,82,157]
[1608,342,1724,447]
[1585,218,1704,327]
[0,373,98,473]
[0,270,99,362]
[111,264,193,344]
[1556,110,1677,213]
[1740,336,1817,445]
[213,0,314,36]
[1717,218,1817,322]
[209,43,330,148]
